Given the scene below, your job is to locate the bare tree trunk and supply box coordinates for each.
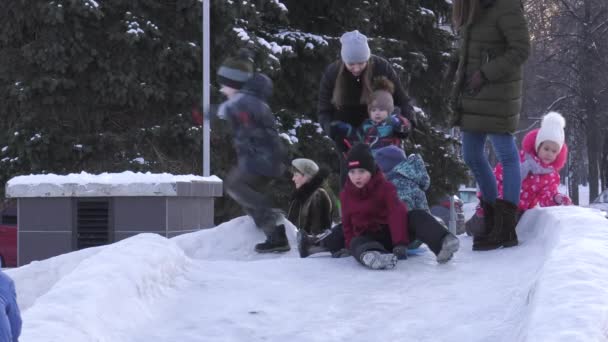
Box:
[580,0,601,201]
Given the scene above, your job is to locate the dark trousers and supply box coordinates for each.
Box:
[407,210,449,255]
[225,167,279,236]
[321,209,449,257]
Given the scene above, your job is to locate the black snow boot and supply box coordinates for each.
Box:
[255,224,291,253]
[472,199,495,251]
[474,199,519,251]
[297,231,329,258]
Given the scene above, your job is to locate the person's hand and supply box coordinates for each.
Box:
[331,248,351,258]
[554,193,572,206]
[390,116,411,135]
[329,121,353,140]
[466,70,486,94]
[392,245,408,259]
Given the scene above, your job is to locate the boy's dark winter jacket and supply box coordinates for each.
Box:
[340,170,409,248]
[287,168,333,235]
[217,74,286,178]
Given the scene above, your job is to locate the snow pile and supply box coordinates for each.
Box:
[5,207,608,341]
[15,234,190,342]
[173,216,300,261]
[516,206,608,341]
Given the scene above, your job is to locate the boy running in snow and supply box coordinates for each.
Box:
[468,112,572,245]
[298,143,459,270]
[216,50,289,253]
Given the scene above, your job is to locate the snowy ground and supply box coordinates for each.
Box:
[6,205,608,342]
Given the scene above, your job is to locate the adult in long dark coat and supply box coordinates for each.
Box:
[450,0,530,250]
[317,30,415,185]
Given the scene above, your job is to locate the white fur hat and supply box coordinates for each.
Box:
[535,112,566,151]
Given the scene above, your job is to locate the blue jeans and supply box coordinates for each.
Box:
[462,131,521,205]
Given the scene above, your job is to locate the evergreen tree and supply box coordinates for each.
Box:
[0,0,468,222]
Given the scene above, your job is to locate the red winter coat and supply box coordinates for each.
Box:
[495,129,570,211]
[340,170,409,248]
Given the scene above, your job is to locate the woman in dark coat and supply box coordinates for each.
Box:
[287,159,333,236]
[450,0,530,251]
[317,30,415,185]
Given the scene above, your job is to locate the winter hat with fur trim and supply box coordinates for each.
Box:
[291,158,319,178]
[217,48,254,89]
[346,143,376,174]
[368,77,395,113]
[340,30,371,64]
[535,112,566,151]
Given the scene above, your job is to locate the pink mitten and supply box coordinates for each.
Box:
[554,193,572,206]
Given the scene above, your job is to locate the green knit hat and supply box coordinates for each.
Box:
[217,49,254,89]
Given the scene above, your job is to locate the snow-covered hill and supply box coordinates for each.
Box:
[7,206,608,342]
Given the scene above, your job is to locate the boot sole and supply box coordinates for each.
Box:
[361,251,398,270]
[255,246,291,253]
[437,235,460,263]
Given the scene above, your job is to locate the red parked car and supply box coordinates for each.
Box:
[0,205,17,268]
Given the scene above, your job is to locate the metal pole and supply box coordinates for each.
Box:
[448,127,457,234]
[202,0,211,177]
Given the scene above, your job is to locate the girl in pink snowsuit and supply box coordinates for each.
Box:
[466,112,571,235]
[495,112,571,211]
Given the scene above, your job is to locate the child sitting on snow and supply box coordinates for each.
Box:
[374,144,432,250]
[298,143,459,270]
[467,112,572,239]
[354,77,411,151]
[374,145,430,212]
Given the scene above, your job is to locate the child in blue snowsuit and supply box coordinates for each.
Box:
[374,145,430,212]
[0,271,21,342]
[375,145,447,251]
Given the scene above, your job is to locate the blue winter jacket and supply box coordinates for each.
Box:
[217,73,287,178]
[0,271,21,342]
[385,154,431,211]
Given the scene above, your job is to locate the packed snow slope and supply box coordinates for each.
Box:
[6,206,608,342]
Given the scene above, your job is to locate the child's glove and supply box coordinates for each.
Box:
[554,193,572,206]
[392,244,408,260]
[331,248,351,258]
[329,121,353,140]
[389,115,411,136]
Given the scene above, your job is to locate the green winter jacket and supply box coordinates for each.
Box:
[451,0,530,134]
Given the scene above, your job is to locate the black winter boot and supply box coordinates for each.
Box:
[472,199,495,251]
[474,199,519,251]
[297,231,329,258]
[255,224,291,253]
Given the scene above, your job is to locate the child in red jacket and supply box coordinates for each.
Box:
[298,143,459,269]
[467,112,572,239]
